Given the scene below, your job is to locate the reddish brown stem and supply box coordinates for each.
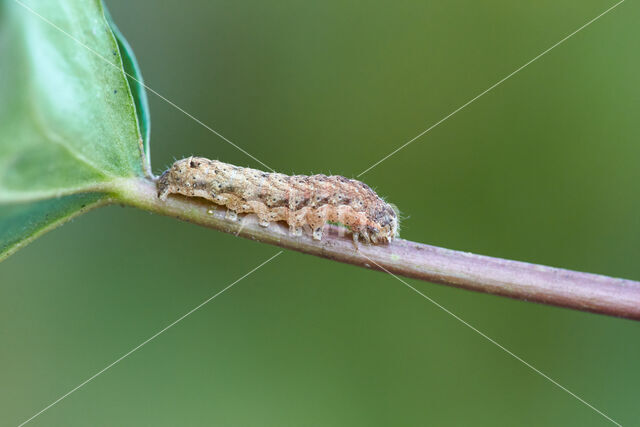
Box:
[115,177,640,321]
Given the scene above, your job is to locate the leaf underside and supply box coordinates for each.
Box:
[0,193,105,262]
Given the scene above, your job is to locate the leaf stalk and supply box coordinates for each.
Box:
[114,177,640,321]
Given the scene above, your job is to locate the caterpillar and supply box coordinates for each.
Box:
[157,157,399,244]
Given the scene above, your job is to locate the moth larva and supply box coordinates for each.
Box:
[157,157,399,244]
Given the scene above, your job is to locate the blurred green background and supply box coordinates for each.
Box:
[2,0,639,425]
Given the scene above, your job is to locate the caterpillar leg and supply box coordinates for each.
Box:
[360,229,371,244]
[288,208,309,237]
[312,227,323,240]
[287,216,303,236]
[224,195,247,222]
[247,201,270,227]
[287,220,303,237]
[308,205,329,241]
[351,232,360,250]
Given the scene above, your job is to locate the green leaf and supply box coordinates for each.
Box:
[0,193,106,262]
[103,2,151,173]
[0,0,150,260]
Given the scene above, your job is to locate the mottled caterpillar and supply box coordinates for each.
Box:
[157,157,399,244]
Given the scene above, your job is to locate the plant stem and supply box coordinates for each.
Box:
[114,177,640,321]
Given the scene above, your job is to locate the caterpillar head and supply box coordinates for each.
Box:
[157,168,172,200]
[157,157,199,200]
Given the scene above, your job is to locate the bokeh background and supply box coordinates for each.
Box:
[2,1,639,425]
